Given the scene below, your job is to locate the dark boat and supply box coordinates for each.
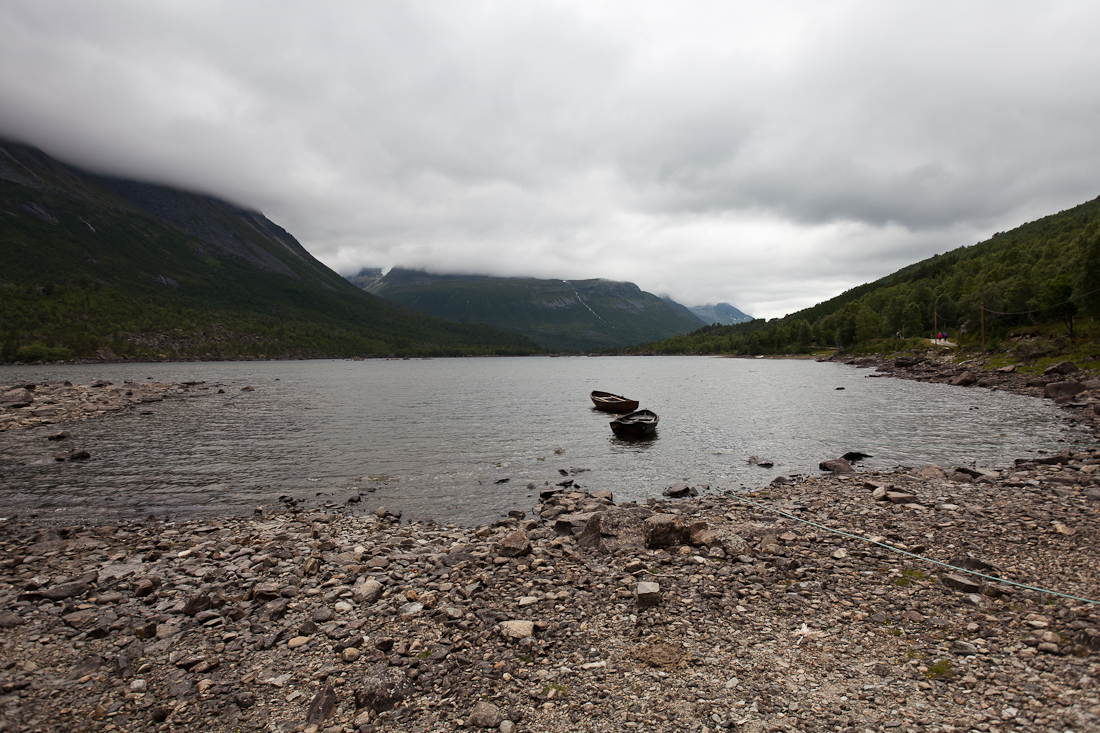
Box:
[590,390,640,413]
[609,409,659,438]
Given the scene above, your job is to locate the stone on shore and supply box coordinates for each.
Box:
[819,457,854,473]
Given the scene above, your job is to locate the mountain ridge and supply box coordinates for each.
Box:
[356,267,706,351]
[686,302,753,325]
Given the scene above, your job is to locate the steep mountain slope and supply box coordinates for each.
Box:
[0,140,541,360]
[362,268,705,351]
[346,267,385,291]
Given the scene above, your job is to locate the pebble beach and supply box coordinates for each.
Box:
[1,354,1099,733]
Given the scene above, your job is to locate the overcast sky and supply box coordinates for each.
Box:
[3,2,1099,318]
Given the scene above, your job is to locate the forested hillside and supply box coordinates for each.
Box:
[636,196,1100,357]
[0,140,542,361]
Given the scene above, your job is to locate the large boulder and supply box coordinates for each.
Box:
[912,464,947,480]
[0,389,34,408]
[1044,381,1086,401]
[497,529,531,557]
[576,506,655,555]
[553,512,595,537]
[819,458,854,473]
[467,701,505,728]
[1043,361,1078,375]
[354,666,413,712]
[950,372,977,387]
[643,514,695,548]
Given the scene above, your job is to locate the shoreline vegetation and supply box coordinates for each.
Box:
[1,359,1099,732]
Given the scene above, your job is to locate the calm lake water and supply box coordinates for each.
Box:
[0,356,1089,526]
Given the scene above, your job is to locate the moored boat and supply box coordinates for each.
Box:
[590,390,640,413]
[609,409,659,438]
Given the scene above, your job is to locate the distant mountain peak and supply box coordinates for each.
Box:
[688,302,753,325]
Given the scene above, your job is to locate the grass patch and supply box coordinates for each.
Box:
[894,568,928,586]
[925,659,954,679]
[542,683,569,697]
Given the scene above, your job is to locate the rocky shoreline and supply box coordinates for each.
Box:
[0,380,217,434]
[1,359,1100,733]
[820,351,1100,435]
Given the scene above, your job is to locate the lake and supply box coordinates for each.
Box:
[0,356,1088,526]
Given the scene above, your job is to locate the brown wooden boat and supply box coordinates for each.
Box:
[590,390,640,413]
[609,409,659,438]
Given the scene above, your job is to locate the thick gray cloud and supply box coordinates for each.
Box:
[2,1,1098,318]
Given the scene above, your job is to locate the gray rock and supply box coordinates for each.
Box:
[1043,361,1078,375]
[951,371,978,386]
[941,573,981,593]
[498,529,532,557]
[0,612,24,628]
[306,685,337,726]
[552,512,594,536]
[819,458,854,473]
[636,582,661,607]
[354,667,413,712]
[41,581,89,601]
[467,701,505,728]
[662,483,697,498]
[181,592,212,616]
[499,620,535,640]
[62,609,99,629]
[398,601,423,617]
[1045,381,1086,401]
[912,464,946,480]
[576,506,655,555]
[643,514,694,548]
[353,578,384,604]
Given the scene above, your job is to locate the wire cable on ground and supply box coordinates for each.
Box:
[715,487,1100,606]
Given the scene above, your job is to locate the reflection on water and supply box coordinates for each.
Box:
[0,356,1090,526]
[610,433,659,452]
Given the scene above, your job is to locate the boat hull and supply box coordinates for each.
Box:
[609,409,659,438]
[590,390,639,413]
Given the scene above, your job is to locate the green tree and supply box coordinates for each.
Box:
[901,302,923,338]
[837,304,858,348]
[794,319,812,348]
[1040,274,1077,339]
[855,304,881,342]
[1074,223,1100,319]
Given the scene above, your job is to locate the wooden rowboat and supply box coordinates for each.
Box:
[609,409,659,438]
[590,390,640,413]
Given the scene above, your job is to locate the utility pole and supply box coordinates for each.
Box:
[934,309,938,342]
